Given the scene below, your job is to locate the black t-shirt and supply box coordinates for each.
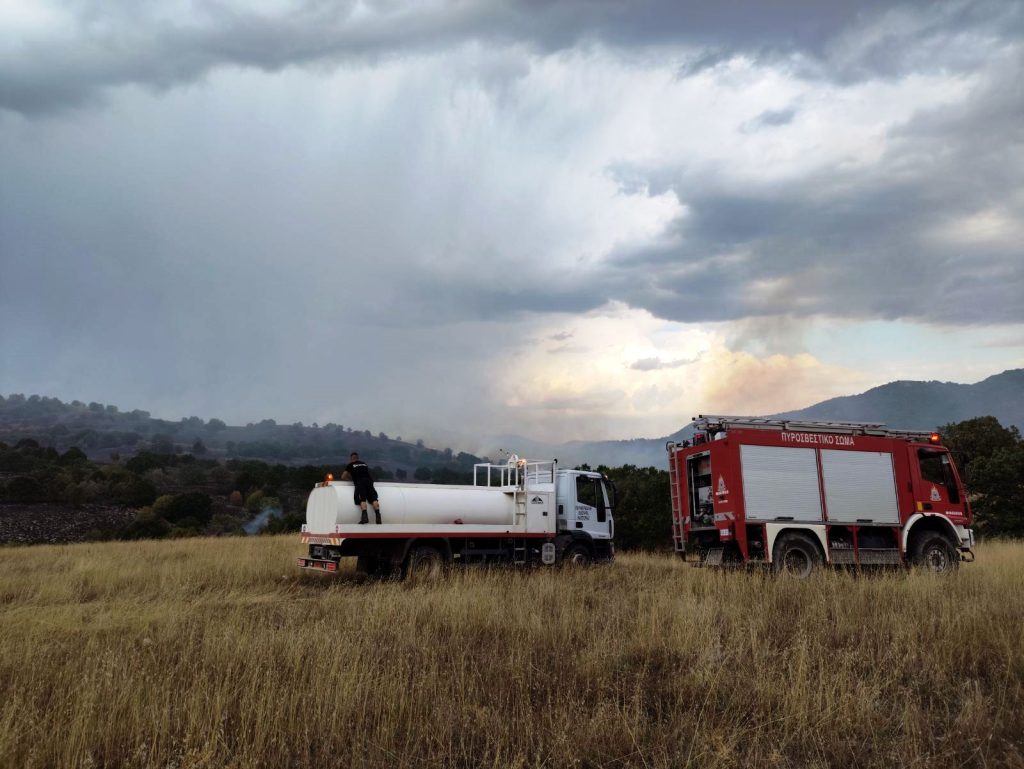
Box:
[344,461,373,484]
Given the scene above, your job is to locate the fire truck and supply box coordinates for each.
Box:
[668,416,975,575]
[297,459,615,578]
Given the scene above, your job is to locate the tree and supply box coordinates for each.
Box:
[969,445,1024,536]
[110,474,157,507]
[5,476,43,503]
[154,492,213,525]
[150,434,174,454]
[940,416,1020,470]
[60,447,88,465]
[414,467,432,481]
[125,452,169,475]
[191,438,207,455]
[603,465,670,550]
[206,418,227,431]
[941,416,1024,537]
[121,510,171,540]
[245,490,265,513]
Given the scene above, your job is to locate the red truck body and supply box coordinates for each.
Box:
[668,416,974,572]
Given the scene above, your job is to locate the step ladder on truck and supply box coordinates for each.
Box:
[667,415,975,576]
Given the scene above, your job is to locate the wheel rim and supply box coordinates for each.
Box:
[923,544,949,572]
[568,550,589,565]
[783,548,812,577]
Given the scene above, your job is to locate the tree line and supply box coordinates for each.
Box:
[0,415,1021,546]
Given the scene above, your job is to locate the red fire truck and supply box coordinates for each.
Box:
[668,416,975,575]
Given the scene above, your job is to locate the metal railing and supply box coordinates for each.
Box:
[473,459,557,489]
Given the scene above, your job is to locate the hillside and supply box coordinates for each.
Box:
[0,394,484,480]
[3,367,1021,474]
[776,368,1024,429]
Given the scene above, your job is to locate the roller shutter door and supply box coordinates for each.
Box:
[740,445,823,522]
[820,450,899,524]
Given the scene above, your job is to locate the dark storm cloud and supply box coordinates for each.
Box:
[3,0,1018,115]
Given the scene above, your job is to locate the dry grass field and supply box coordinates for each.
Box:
[1,537,1022,769]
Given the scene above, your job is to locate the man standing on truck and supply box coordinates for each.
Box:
[342,452,381,524]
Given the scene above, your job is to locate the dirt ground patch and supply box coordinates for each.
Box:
[0,504,135,545]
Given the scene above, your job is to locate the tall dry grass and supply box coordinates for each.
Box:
[0,537,1022,768]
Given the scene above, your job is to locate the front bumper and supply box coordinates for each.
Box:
[956,526,975,551]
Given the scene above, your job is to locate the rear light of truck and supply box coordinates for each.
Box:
[297,557,338,572]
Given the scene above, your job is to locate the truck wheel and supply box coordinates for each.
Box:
[563,543,592,566]
[405,545,445,582]
[772,532,823,578]
[911,531,960,574]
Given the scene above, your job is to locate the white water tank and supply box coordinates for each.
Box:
[306,481,516,532]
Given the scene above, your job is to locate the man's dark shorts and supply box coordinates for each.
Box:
[354,481,378,505]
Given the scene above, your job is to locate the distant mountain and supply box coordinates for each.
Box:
[5,368,1020,473]
[775,369,1024,430]
[484,368,1024,469]
[0,394,484,479]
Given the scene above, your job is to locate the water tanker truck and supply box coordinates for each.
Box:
[298,459,615,578]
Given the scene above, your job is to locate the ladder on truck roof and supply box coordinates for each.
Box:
[667,444,685,555]
[693,415,937,441]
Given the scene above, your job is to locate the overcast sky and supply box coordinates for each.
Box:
[2,0,1023,447]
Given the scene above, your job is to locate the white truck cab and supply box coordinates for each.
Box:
[557,471,614,545]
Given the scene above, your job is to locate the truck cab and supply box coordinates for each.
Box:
[556,470,615,561]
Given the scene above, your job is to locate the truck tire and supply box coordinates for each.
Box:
[910,531,959,574]
[772,532,823,578]
[562,543,592,566]
[405,545,445,582]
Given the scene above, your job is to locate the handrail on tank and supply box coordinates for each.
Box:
[473,459,556,488]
